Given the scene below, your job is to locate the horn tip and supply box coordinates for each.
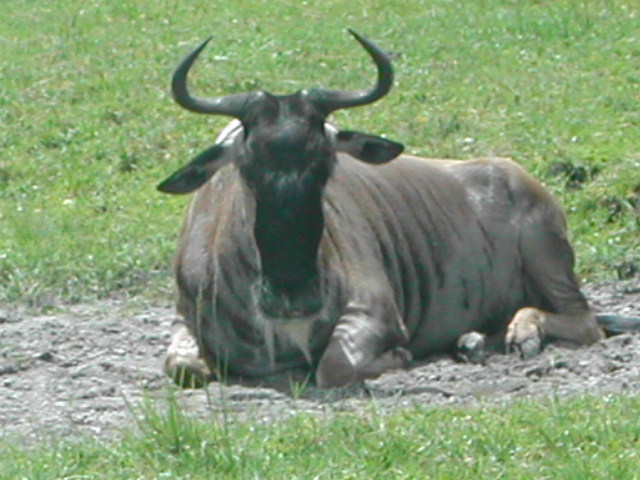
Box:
[347,28,363,41]
[346,29,378,53]
[196,36,213,52]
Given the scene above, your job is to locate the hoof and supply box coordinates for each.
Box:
[165,353,212,388]
[456,331,486,365]
[385,346,413,368]
[506,307,544,359]
[165,322,213,388]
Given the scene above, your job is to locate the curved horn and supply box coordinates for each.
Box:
[312,29,394,114]
[171,37,255,118]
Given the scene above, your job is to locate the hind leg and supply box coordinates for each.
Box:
[506,209,604,358]
[506,307,603,359]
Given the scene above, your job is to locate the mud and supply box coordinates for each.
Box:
[1,278,639,442]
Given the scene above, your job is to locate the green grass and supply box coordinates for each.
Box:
[2,393,640,479]
[1,0,639,304]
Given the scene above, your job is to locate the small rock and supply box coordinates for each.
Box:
[35,351,55,362]
[525,364,551,377]
[0,310,19,324]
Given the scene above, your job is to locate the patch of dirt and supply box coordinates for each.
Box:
[1,279,640,442]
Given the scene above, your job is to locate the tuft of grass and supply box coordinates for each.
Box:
[288,372,314,400]
[1,0,639,304]
[2,393,640,479]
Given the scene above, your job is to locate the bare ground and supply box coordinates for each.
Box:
[1,278,640,442]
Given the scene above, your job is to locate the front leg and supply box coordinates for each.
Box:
[315,298,410,388]
[165,320,212,388]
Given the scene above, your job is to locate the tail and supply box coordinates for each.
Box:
[596,314,640,335]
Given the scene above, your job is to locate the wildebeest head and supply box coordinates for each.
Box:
[159,31,404,321]
[157,30,404,195]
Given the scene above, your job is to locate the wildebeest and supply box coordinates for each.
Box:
[159,31,620,388]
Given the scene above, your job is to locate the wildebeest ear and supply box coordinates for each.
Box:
[335,130,404,164]
[157,144,231,194]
